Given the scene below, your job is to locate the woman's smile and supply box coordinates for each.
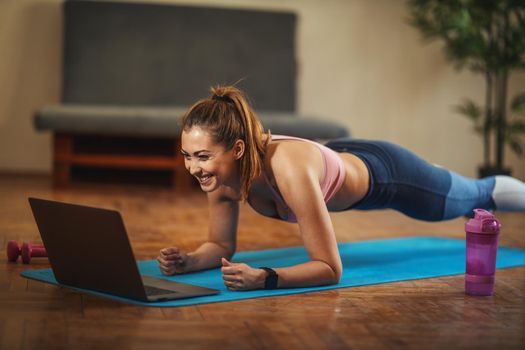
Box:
[197,174,214,186]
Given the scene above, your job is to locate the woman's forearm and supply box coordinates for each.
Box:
[186,244,342,290]
[273,260,342,288]
[187,241,234,271]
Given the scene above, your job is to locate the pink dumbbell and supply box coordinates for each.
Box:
[7,241,47,264]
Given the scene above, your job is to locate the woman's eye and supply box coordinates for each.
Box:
[181,153,209,161]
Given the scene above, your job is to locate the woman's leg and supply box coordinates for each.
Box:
[377,144,498,221]
[439,174,525,217]
[441,171,495,220]
[325,138,510,221]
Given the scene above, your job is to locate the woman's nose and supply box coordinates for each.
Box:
[187,159,200,175]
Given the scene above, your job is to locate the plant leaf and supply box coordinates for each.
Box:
[508,139,523,157]
[453,99,482,121]
[474,125,484,134]
[511,92,525,113]
[506,120,525,135]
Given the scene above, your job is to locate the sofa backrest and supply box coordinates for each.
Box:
[63,0,297,111]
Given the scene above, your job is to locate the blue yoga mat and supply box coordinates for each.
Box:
[21,236,525,307]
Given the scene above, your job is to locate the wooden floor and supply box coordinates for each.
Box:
[1,174,524,350]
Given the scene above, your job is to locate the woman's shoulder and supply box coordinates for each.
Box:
[266,134,316,155]
[264,135,323,180]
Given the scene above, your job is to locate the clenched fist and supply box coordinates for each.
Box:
[157,247,192,275]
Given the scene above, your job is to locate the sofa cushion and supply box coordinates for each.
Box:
[64,0,297,110]
[34,105,349,140]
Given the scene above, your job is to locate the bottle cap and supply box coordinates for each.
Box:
[465,209,501,234]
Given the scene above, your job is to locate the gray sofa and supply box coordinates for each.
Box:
[35,0,349,187]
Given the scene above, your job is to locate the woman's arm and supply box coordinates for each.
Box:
[222,143,342,290]
[187,190,239,271]
[271,150,343,287]
[158,190,238,275]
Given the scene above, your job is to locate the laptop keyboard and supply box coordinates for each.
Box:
[144,285,177,296]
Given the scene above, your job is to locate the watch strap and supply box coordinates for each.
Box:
[259,267,278,290]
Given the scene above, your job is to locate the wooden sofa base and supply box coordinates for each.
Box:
[53,133,195,189]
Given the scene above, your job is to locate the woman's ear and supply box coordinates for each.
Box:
[233,139,245,160]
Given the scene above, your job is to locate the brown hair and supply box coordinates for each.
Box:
[181,85,270,201]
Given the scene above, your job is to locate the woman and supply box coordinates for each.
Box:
[157,85,525,291]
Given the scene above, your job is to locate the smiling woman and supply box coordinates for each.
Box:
[180,126,245,195]
[157,85,525,292]
[180,86,270,201]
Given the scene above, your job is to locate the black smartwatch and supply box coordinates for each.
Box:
[260,267,278,289]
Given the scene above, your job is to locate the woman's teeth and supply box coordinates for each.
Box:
[198,175,212,183]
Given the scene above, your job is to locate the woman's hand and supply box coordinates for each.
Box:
[221,258,266,291]
[157,247,192,275]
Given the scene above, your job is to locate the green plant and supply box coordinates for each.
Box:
[407,0,525,175]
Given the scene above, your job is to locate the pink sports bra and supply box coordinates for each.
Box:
[263,135,346,223]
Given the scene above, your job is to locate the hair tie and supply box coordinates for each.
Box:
[212,94,233,104]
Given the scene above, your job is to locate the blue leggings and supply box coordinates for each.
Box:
[324,138,496,221]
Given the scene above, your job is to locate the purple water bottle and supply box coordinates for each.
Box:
[465,209,501,296]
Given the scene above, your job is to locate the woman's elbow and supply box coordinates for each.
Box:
[327,263,343,285]
[316,258,342,285]
[333,267,342,284]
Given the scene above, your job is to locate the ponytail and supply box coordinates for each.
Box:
[181,85,270,201]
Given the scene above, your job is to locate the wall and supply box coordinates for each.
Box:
[0,0,62,172]
[0,0,523,178]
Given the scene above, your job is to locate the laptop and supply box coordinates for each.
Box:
[28,197,219,302]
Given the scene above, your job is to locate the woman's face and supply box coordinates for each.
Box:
[181,126,244,193]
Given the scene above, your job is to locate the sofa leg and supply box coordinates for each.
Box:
[53,133,73,187]
[173,168,195,191]
[172,138,195,191]
[54,163,71,187]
